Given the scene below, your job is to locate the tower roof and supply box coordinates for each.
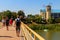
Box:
[46,5,51,7]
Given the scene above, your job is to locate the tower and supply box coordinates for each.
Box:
[46,5,51,21]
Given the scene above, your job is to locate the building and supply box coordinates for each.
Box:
[46,5,51,21]
[40,5,60,21]
[51,13,60,18]
[40,10,45,19]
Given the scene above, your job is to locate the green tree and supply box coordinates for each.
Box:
[0,12,3,21]
[27,14,35,21]
[3,10,12,19]
[55,18,60,23]
[48,17,55,24]
[27,14,43,24]
[18,10,25,18]
[0,15,2,21]
[35,16,42,23]
[11,12,17,20]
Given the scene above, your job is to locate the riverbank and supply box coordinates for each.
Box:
[27,23,60,31]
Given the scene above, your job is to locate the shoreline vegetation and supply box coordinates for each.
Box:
[27,23,60,31]
[22,14,60,32]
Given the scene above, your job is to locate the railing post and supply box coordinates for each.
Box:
[21,24,27,40]
[29,30,32,36]
[34,35,36,40]
[24,33,26,40]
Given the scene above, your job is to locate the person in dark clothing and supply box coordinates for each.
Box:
[15,15,21,37]
[6,17,9,31]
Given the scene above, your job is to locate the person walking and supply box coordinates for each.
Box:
[15,15,21,37]
[9,18,13,26]
[2,16,6,26]
[6,16,9,31]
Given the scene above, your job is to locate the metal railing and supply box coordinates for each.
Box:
[21,22,45,40]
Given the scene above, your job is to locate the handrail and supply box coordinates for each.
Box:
[21,22,33,40]
[21,22,45,40]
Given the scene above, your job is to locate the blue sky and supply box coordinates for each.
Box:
[0,0,60,15]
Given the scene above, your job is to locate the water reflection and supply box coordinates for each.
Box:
[35,30,60,40]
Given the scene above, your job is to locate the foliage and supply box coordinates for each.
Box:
[0,10,26,21]
[11,12,17,20]
[0,15,2,21]
[46,17,56,24]
[55,18,60,23]
[27,14,43,24]
[28,24,60,31]
[0,10,18,21]
[27,14,35,21]
[3,10,12,19]
[0,13,3,21]
[34,16,42,23]
[18,10,25,18]
[24,18,32,24]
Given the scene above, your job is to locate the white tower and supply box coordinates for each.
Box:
[46,5,51,21]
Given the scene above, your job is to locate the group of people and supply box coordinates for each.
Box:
[2,16,13,30]
[2,15,21,37]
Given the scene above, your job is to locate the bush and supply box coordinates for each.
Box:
[55,18,60,23]
[23,18,32,24]
[28,24,60,31]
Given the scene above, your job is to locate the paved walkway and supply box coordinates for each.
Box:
[0,22,24,40]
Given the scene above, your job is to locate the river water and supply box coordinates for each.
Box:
[36,30,60,40]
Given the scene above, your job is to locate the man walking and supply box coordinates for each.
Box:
[15,15,21,37]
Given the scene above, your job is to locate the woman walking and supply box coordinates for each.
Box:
[6,16,9,31]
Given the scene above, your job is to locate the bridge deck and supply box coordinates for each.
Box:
[0,23,25,40]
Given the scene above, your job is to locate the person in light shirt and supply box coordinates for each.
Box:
[2,16,6,26]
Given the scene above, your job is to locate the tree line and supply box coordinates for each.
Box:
[0,10,25,21]
[0,10,60,24]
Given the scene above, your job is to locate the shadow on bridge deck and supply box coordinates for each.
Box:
[0,22,25,40]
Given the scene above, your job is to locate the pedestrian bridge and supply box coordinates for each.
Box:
[0,22,45,40]
[21,22,45,40]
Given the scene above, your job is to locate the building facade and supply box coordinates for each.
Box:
[51,13,60,18]
[40,10,45,19]
[40,5,60,21]
[46,5,51,20]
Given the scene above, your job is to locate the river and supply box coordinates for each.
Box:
[35,30,60,40]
